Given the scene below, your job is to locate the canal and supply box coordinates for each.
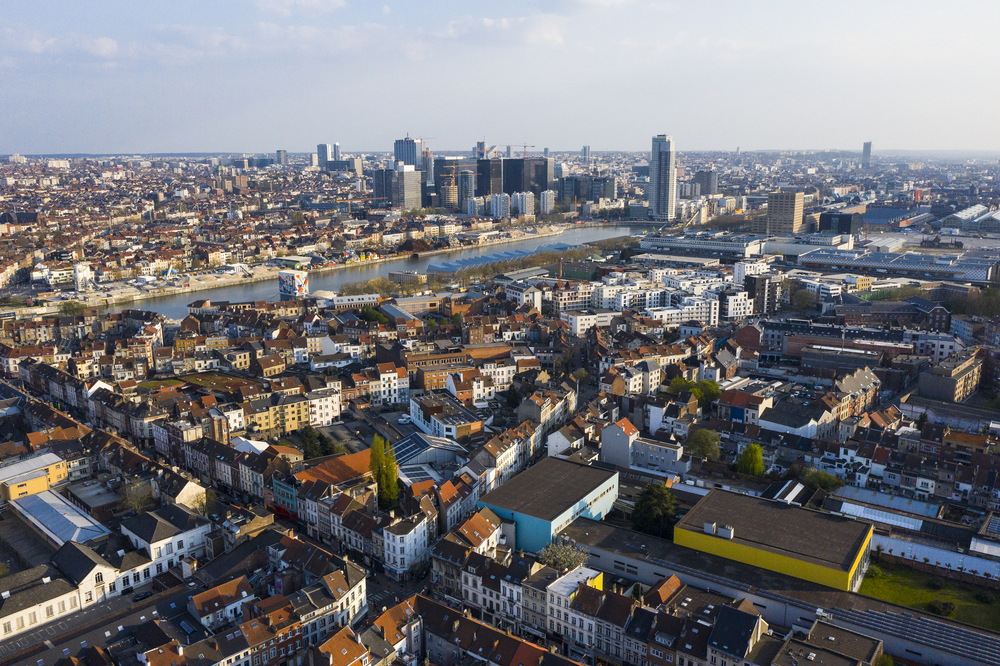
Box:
[124,225,645,319]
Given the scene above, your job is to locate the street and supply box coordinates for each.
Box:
[0,580,175,665]
[365,569,430,614]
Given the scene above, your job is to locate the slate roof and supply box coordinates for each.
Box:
[708,605,760,658]
[52,541,112,585]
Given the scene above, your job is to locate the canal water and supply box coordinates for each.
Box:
[125,225,644,319]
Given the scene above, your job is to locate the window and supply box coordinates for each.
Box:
[46,606,54,618]
[2,621,9,634]
[29,612,37,625]
[85,592,93,603]
[70,597,77,609]
[95,572,103,584]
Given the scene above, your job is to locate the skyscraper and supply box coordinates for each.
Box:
[276,149,288,166]
[505,145,512,158]
[512,192,535,216]
[582,146,591,163]
[528,157,554,196]
[490,193,511,218]
[458,170,476,208]
[649,135,677,221]
[693,169,719,196]
[540,190,556,214]
[370,168,395,206]
[317,144,331,165]
[394,137,423,167]
[862,141,872,168]
[543,147,549,158]
[477,159,503,198]
[332,142,341,162]
[753,191,804,235]
[394,163,421,210]
[502,159,527,195]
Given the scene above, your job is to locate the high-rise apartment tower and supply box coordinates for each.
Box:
[649,135,677,221]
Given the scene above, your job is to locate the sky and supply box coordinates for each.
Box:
[2,1,998,155]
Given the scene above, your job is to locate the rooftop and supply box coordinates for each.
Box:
[478,457,617,522]
[11,489,110,545]
[675,490,871,573]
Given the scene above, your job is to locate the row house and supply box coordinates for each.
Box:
[288,566,368,646]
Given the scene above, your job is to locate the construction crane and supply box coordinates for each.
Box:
[497,143,536,159]
[333,196,382,215]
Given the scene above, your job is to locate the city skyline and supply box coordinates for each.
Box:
[3,1,1000,154]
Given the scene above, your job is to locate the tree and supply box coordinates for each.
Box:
[916,412,928,429]
[631,483,680,539]
[451,312,464,326]
[800,467,844,492]
[360,304,389,325]
[191,488,217,516]
[668,376,694,395]
[572,368,590,385]
[301,425,319,447]
[694,380,721,411]
[378,439,399,509]
[370,433,385,482]
[319,433,337,456]
[505,384,520,409]
[59,300,86,316]
[927,600,956,616]
[118,481,153,515]
[536,541,590,571]
[875,655,894,666]
[791,289,817,313]
[736,443,765,476]
[687,429,721,461]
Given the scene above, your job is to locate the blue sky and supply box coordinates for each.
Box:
[1,1,997,154]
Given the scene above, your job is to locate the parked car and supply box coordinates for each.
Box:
[397,416,411,425]
[134,591,155,602]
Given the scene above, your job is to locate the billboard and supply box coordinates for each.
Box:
[278,270,309,297]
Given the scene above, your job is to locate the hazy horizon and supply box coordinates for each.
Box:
[3,1,998,155]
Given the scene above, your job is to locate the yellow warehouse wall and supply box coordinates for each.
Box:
[674,526,872,591]
[1,474,50,501]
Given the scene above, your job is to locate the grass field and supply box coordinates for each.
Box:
[859,563,1000,632]
[138,379,184,389]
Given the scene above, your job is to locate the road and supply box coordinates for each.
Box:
[3,581,204,666]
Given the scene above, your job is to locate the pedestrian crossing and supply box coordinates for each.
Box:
[368,588,396,610]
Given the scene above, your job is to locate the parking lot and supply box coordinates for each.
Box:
[0,512,56,571]
[317,419,375,454]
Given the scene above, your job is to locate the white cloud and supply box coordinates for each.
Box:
[524,14,566,46]
[251,0,347,16]
[382,4,391,15]
[85,37,119,58]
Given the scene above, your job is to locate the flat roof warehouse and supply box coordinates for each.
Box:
[675,489,871,573]
[478,457,617,522]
